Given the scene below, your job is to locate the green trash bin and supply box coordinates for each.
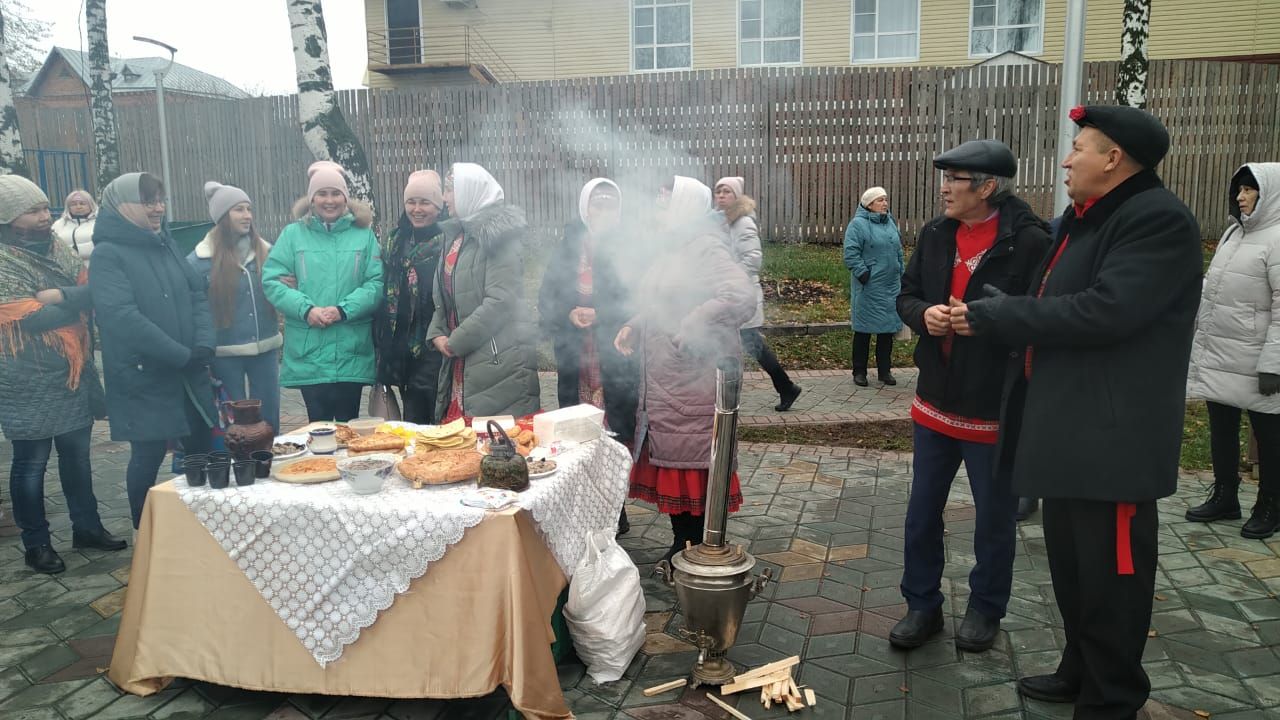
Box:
[169,221,214,256]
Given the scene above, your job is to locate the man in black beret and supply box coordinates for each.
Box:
[890,139,1050,652]
[952,106,1203,717]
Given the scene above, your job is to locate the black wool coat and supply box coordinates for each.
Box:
[967,170,1203,503]
[537,221,639,442]
[898,195,1051,421]
[89,208,217,442]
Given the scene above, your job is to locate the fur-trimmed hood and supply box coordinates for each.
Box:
[439,202,527,255]
[192,232,272,260]
[725,195,757,225]
[289,196,374,229]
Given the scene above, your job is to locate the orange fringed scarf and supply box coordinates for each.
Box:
[0,298,90,390]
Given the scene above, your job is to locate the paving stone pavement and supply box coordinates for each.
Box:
[0,383,1278,720]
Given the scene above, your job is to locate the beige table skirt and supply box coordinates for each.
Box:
[108,482,572,719]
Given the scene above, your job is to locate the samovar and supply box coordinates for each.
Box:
[656,357,772,686]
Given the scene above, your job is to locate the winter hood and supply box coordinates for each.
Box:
[290,196,374,229]
[192,232,272,260]
[1231,162,1280,232]
[855,204,893,225]
[724,195,756,225]
[578,177,621,230]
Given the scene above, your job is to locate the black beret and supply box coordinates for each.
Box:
[932,139,1018,178]
[1070,105,1170,169]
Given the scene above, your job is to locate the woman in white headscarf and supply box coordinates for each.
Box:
[539,178,638,534]
[427,162,540,421]
[614,176,755,562]
[51,190,97,261]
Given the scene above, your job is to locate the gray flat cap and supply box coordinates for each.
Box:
[932,139,1018,178]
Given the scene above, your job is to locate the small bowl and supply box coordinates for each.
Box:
[347,417,385,436]
[337,453,397,495]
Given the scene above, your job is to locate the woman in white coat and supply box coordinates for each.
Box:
[1186,163,1280,539]
[50,190,96,261]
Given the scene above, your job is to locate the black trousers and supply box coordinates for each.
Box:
[300,382,365,422]
[852,332,894,374]
[1206,401,1280,493]
[740,328,793,394]
[1042,497,1157,719]
[400,387,437,425]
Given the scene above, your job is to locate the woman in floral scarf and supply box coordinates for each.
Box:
[0,175,123,574]
[374,170,446,423]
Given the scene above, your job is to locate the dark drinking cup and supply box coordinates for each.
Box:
[182,458,208,487]
[233,460,256,486]
[207,461,232,489]
[250,451,273,479]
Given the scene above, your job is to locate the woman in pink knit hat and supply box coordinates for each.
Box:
[262,161,384,422]
[373,170,447,423]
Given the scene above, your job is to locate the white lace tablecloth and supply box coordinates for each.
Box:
[174,437,632,666]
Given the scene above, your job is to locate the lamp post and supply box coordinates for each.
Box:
[1053,0,1087,216]
[133,35,177,222]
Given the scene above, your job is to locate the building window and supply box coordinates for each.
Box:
[851,0,919,62]
[740,0,802,66]
[970,0,1043,56]
[385,0,422,65]
[633,0,692,71]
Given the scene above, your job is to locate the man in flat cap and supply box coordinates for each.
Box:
[891,139,1050,652]
[954,106,1202,716]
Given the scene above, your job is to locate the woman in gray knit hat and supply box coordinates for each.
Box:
[186,182,281,431]
[0,175,126,574]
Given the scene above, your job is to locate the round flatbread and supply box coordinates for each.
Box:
[397,448,483,488]
[274,456,341,484]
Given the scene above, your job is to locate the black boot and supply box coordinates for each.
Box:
[25,545,65,574]
[889,607,943,649]
[1015,497,1039,522]
[1242,490,1280,540]
[616,508,630,538]
[878,371,897,386]
[663,513,692,563]
[686,513,705,549]
[853,371,869,387]
[775,384,802,412]
[1185,481,1242,522]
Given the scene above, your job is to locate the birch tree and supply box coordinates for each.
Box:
[86,0,120,191]
[0,6,28,176]
[1117,0,1151,108]
[286,0,376,218]
[0,0,51,80]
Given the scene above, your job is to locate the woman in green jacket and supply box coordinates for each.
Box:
[428,163,540,421]
[262,161,384,422]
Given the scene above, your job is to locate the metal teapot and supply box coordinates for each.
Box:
[479,421,529,492]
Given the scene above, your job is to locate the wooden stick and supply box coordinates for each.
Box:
[784,694,805,712]
[787,676,802,700]
[706,692,755,720]
[642,678,687,697]
[804,688,817,707]
[721,673,786,695]
[732,656,800,681]
[761,686,771,709]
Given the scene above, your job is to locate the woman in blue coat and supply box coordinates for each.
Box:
[843,186,904,386]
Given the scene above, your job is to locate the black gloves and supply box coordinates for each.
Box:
[186,346,214,369]
[1261,373,1280,397]
[858,271,870,285]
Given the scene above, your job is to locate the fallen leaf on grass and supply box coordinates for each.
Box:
[1194,710,1211,718]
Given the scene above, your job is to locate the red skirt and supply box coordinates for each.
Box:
[628,442,743,516]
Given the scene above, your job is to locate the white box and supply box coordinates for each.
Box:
[533,404,605,446]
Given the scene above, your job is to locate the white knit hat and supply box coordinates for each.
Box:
[307,160,349,199]
[204,181,252,223]
[860,186,888,208]
[0,175,50,225]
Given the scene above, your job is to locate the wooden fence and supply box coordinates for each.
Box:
[18,59,1280,243]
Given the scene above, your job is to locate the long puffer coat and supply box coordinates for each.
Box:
[844,205,904,334]
[427,203,541,420]
[723,196,766,329]
[1187,162,1280,414]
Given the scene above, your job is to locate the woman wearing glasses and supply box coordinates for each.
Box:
[427,163,540,421]
[89,172,217,529]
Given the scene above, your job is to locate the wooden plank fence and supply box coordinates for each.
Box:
[18,59,1280,244]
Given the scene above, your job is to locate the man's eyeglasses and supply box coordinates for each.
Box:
[942,174,974,185]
